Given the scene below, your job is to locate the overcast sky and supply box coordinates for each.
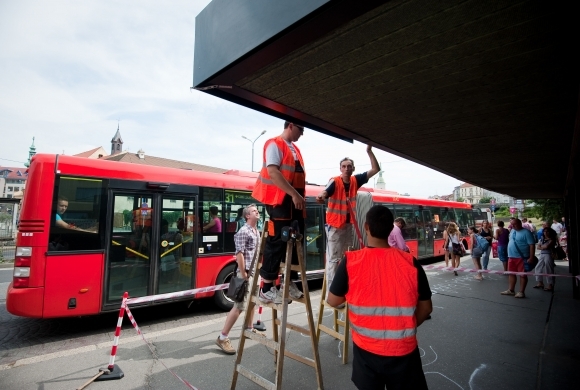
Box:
[0,0,464,197]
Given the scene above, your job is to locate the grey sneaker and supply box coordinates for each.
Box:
[259,287,283,304]
[288,282,304,300]
[215,336,235,355]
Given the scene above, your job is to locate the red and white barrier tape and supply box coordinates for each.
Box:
[108,292,128,370]
[125,283,229,305]
[124,305,199,390]
[423,264,580,283]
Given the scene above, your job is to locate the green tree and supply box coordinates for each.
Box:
[494,205,510,217]
[163,211,182,226]
[480,196,492,203]
[526,199,564,222]
[123,210,133,227]
[456,197,464,203]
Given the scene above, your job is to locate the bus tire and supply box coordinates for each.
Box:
[462,239,469,250]
[214,263,236,311]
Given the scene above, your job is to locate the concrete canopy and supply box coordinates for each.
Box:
[193,0,580,199]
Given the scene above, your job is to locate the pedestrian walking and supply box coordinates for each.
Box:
[469,226,483,280]
[446,222,462,276]
[327,205,432,390]
[533,227,556,292]
[388,217,410,252]
[479,220,493,270]
[494,221,510,271]
[215,204,263,355]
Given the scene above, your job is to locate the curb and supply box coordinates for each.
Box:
[0,262,14,269]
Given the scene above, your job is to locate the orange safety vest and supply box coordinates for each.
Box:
[345,248,419,356]
[252,136,305,206]
[326,176,357,228]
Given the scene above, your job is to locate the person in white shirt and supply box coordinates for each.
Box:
[551,218,563,238]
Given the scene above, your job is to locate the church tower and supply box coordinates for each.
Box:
[111,124,123,155]
[24,137,36,168]
[375,163,385,190]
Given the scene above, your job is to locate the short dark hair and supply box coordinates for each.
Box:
[498,220,504,227]
[57,196,68,202]
[209,206,218,215]
[365,205,394,239]
[469,226,478,233]
[284,121,290,129]
[339,157,355,168]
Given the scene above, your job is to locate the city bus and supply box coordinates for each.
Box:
[7,154,474,318]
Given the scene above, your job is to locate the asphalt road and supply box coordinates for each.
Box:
[0,269,324,369]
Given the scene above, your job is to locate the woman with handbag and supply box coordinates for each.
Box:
[469,226,484,280]
[534,227,556,291]
[447,222,462,276]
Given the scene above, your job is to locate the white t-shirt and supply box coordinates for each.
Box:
[551,222,562,235]
[266,140,297,166]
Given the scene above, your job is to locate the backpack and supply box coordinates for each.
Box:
[475,234,490,251]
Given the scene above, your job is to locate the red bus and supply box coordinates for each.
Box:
[7,154,474,318]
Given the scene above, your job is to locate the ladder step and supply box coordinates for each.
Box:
[336,319,346,327]
[318,324,345,341]
[243,330,280,351]
[279,262,301,272]
[236,364,276,390]
[284,349,316,368]
[250,295,290,311]
[274,319,311,336]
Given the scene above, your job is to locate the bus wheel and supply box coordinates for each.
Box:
[214,263,236,311]
[462,239,469,251]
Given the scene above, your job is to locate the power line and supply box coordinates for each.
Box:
[0,157,27,164]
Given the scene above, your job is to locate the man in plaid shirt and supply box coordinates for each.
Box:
[215,204,263,354]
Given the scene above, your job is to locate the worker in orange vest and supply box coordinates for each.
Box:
[252,121,306,304]
[316,145,380,292]
[327,205,432,389]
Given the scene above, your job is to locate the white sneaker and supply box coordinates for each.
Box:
[259,287,283,304]
[288,282,304,300]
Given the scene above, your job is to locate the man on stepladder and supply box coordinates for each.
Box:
[316,145,380,292]
[327,205,432,389]
[215,204,262,355]
[252,121,307,304]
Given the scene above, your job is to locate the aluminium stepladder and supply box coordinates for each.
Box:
[231,225,323,390]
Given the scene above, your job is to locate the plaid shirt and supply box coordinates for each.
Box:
[234,223,261,271]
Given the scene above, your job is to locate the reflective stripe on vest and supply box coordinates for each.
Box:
[326,175,357,228]
[252,137,305,206]
[349,304,416,317]
[350,323,417,340]
[345,248,419,356]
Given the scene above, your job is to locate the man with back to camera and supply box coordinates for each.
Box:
[501,218,536,298]
[252,121,306,304]
[327,205,432,389]
[215,204,262,354]
[316,146,380,293]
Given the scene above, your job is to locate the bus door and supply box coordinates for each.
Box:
[305,201,325,277]
[419,208,434,258]
[105,183,198,308]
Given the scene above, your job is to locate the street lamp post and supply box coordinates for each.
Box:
[242,130,267,172]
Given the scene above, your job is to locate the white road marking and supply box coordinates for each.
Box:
[0,317,225,371]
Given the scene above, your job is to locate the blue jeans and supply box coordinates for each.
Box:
[481,246,492,269]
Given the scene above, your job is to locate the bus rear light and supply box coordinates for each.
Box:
[14,257,31,267]
[14,267,30,278]
[13,277,30,288]
[16,246,32,256]
[13,267,30,288]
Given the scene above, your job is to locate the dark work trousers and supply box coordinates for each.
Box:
[260,201,305,281]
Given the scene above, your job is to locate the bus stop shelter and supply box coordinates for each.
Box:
[192,0,579,297]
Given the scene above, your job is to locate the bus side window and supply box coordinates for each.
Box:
[48,176,104,252]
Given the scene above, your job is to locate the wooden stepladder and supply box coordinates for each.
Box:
[315,273,350,364]
[231,226,323,390]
